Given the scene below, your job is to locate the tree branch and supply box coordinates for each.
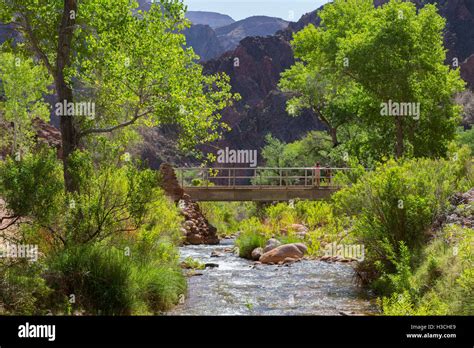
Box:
[79,108,154,137]
[14,14,55,76]
[0,216,20,231]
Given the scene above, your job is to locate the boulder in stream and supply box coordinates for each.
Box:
[263,238,282,253]
[251,247,263,261]
[260,243,308,265]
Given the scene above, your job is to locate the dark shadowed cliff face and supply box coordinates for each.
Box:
[201,35,324,156]
[218,90,320,153]
[204,36,295,106]
[183,24,224,61]
[437,0,474,87]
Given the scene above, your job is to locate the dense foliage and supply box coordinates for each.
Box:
[280,0,464,162]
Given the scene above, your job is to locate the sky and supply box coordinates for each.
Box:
[183,0,331,21]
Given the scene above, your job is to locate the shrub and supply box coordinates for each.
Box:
[276,232,302,245]
[48,245,134,315]
[295,201,334,229]
[333,156,468,285]
[379,225,474,315]
[457,127,474,154]
[235,217,269,259]
[0,260,52,315]
[199,202,255,237]
[265,203,298,230]
[132,263,186,313]
[48,241,187,315]
[0,149,64,227]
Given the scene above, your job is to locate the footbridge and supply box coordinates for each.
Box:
[175,167,352,202]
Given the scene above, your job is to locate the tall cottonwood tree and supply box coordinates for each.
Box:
[0,0,236,192]
[281,0,464,159]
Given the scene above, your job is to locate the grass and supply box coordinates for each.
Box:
[199,202,255,237]
[48,245,134,315]
[235,217,269,259]
[378,225,474,315]
[47,243,187,315]
[180,257,205,270]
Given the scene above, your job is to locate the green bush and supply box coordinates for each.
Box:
[48,241,187,315]
[0,260,52,315]
[379,225,474,315]
[132,263,186,313]
[295,201,334,229]
[235,218,269,259]
[457,127,474,154]
[333,156,469,286]
[200,202,255,237]
[0,149,64,227]
[48,245,134,315]
[265,202,298,230]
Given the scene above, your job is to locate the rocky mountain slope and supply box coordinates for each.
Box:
[185,11,235,29]
[183,24,223,62]
[197,0,474,163]
[184,15,290,61]
[214,16,289,52]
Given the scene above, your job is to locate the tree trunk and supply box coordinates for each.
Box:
[56,0,79,192]
[315,109,339,148]
[329,126,339,148]
[395,117,404,159]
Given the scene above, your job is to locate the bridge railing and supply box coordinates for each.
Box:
[175,167,356,189]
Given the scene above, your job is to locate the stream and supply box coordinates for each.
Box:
[169,238,377,316]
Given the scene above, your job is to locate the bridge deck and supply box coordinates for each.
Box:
[175,167,352,202]
[184,185,339,202]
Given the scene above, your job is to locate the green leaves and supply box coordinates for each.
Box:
[282,0,465,161]
[0,148,64,226]
[0,52,52,154]
[2,0,237,159]
[72,0,236,151]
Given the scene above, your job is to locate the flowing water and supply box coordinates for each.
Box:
[170,238,377,316]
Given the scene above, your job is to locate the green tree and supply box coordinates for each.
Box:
[0,52,51,156]
[0,0,236,192]
[281,0,464,160]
